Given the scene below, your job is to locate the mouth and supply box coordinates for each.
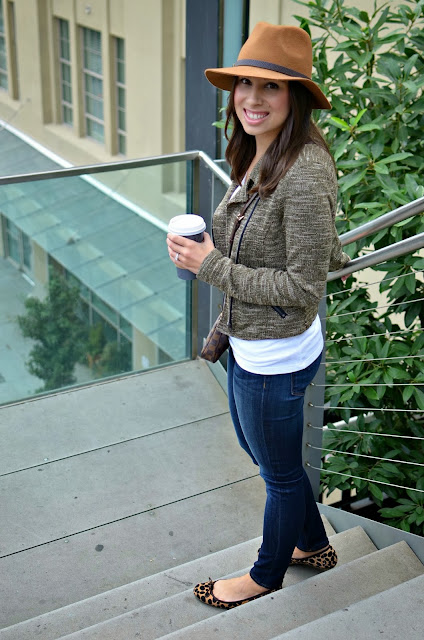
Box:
[244,109,269,124]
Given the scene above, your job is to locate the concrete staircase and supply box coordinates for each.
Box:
[1,360,423,639]
[1,523,423,639]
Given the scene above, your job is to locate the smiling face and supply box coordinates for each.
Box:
[234,76,291,153]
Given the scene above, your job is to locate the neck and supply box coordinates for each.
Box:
[255,131,278,158]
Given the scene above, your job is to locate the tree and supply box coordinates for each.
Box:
[17,271,88,391]
[294,0,424,533]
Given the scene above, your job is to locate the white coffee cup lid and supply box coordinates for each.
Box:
[168,214,206,235]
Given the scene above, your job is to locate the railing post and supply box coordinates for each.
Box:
[190,155,217,358]
[303,296,327,500]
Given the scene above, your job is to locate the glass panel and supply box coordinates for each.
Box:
[118,109,125,131]
[119,315,132,339]
[0,47,7,69]
[61,63,71,83]
[6,219,20,262]
[59,18,69,40]
[117,60,125,84]
[62,105,73,125]
[22,232,32,269]
[116,37,124,61]
[86,118,104,142]
[60,38,70,61]
[62,82,72,104]
[92,292,118,325]
[85,94,103,119]
[0,158,192,405]
[83,28,102,74]
[59,19,71,60]
[118,134,126,155]
[85,74,103,98]
[117,86,125,109]
[0,33,7,79]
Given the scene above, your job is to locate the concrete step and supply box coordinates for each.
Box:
[26,526,374,640]
[0,516,338,640]
[269,573,424,640]
[156,541,424,640]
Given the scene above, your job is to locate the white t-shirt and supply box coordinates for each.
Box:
[229,316,323,374]
[227,180,323,375]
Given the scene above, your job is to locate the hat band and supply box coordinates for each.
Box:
[234,59,310,80]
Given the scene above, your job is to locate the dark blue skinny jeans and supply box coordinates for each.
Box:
[227,348,329,590]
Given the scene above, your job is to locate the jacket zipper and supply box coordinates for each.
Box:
[228,195,260,328]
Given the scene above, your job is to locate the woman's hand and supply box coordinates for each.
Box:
[167,232,215,274]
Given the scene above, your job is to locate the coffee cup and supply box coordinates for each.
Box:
[168,214,206,280]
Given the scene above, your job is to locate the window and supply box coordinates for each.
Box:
[0,0,8,90]
[115,37,126,155]
[3,217,32,270]
[82,27,104,143]
[55,264,133,346]
[58,19,72,125]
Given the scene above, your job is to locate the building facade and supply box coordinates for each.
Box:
[0,0,185,166]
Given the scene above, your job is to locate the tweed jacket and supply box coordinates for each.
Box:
[197,143,350,340]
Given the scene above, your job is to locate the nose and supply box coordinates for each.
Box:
[246,84,263,105]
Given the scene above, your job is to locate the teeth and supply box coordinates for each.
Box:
[246,110,267,120]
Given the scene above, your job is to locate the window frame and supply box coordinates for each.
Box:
[58,18,73,126]
[81,27,104,144]
[115,37,126,155]
[0,0,8,91]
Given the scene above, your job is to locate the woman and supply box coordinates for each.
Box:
[167,22,350,609]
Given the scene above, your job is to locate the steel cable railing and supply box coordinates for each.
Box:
[309,231,424,515]
[305,463,424,494]
[307,443,424,467]
[325,269,424,299]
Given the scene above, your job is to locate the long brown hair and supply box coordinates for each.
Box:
[225,80,333,199]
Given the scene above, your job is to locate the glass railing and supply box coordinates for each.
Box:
[0,151,230,406]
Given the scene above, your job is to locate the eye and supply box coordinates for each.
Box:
[238,77,252,85]
[265,82,279,90]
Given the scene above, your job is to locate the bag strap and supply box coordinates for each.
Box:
[227,192,259,256]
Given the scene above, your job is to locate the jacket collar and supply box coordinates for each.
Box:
[229,156,263,204]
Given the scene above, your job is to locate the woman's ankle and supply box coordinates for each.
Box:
[292,544,328,559]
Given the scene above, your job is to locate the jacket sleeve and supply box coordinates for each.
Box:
[197,157,350,308]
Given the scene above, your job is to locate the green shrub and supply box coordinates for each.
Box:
[294,0,424,533]
[17,271,88,391]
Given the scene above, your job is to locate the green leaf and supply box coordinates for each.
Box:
[339,169,368,193]
[402,385,414,403]
[350,108,367,127]
[413,388,424,410]
[330,116,350,131]
[387,366,410,380]
[369,483,384,502]
[356,123,382,132]
[375,152,413,165]
[379,506,413,518]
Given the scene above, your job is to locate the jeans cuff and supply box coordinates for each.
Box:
[300,538,329,553]
[249,568,281,591]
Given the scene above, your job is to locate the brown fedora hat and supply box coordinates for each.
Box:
[205,22,331,110]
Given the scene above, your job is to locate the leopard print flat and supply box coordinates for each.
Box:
[290,544,338,570]
[193,578,281,610]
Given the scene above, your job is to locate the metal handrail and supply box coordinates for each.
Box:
[339,196,424,246]
[0,150,232,187]
[327,232,424,282]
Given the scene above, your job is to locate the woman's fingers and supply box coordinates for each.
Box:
[166,232,215,274]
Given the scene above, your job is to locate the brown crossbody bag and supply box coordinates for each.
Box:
[200,193,259,363]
